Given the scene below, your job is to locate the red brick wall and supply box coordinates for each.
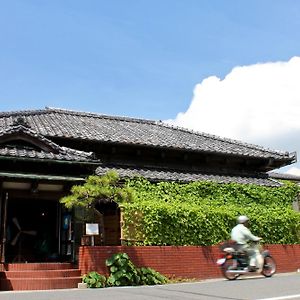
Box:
[78,244,300,279]
[264,244,300,273]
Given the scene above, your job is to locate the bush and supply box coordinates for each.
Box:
[105,252,168,286]
[106,253,140,286]
[82,271,106,288]
[81,253,167,288]
[139,267,168,285]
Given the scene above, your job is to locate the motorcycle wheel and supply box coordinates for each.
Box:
[221,259,240,280]
[261,256,276,277]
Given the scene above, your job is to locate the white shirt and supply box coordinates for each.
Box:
[231,224,260,244]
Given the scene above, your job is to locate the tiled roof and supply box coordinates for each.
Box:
[269,172,300,182]
[0,146,95,162]
[0,124,96,162]
[0,107,295,163]
[96,165,281,187]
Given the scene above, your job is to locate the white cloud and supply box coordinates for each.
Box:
[167,56,300,173]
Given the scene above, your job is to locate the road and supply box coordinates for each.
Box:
[1,273,300,300]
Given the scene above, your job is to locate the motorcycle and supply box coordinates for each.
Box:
[216,240,276,280]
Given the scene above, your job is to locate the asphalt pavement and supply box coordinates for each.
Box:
[1,272,300,300]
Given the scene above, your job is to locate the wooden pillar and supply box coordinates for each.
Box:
[0,191,8,263]
[120,206,125,245]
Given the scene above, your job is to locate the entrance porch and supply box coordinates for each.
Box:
[0,179,78,264]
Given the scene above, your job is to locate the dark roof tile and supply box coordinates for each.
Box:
[96,165,281,187]
[0,124,96,162]
[0,146,96,162]
[0,108,295,163]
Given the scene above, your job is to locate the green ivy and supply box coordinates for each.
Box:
[60,172,300,246]
[122,178,300,245]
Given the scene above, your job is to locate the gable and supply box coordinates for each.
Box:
[0,124,60,154]
[0,124,96,163]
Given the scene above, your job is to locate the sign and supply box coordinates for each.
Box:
[85,223,99,235]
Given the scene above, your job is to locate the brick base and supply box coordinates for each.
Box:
[79,244,300,279]
[0,263,81,290]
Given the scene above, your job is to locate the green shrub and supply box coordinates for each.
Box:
[139,267,168,285]
[106,253,140,286]
[105,252,168,286]
[82,271,106,288]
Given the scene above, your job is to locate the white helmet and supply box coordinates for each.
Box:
[237,215,249,224]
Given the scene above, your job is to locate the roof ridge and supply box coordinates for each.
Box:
[0,108,47,117]
[45,107,158,124]
[0,107,158,125]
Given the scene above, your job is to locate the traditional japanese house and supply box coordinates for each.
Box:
[0,107,296,266]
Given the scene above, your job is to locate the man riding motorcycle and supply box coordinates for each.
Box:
[230,215,262,271]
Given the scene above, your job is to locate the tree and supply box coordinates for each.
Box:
[60,171,134,221]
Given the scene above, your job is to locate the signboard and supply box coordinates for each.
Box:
[85,223,99,235]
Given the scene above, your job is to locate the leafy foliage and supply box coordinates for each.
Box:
[105,253,168,286]
[60,171,134,209]
[106,253,140,286]
[60,170,134,221]
[60,171,300,246]
[81,253,167,288]
[122,178,300,245]
[82,271,106,288]
[139,267,168,285]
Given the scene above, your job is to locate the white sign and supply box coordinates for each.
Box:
[86,223,99,235]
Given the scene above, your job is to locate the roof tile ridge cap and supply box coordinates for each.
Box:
[159,121,291,157]
[45,107,99,117]
[0,108,47,117]
[45,106,147,121]
[60,146,95,158]
[10,124,65,154]
[32,133,66,154]
[45,106,156,124]
[1,124,37,135]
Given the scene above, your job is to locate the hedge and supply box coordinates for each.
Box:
[121,178,300,245]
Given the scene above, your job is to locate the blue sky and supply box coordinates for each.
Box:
[1,1,300,173]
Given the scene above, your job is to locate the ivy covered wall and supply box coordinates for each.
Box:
[122,178,300,245]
